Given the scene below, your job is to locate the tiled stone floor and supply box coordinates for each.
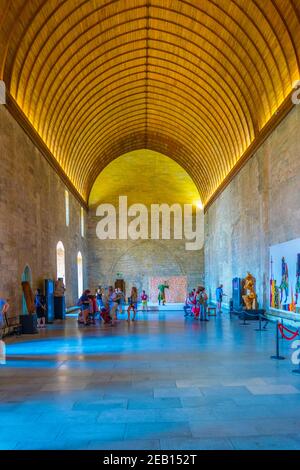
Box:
[1,311,300,450]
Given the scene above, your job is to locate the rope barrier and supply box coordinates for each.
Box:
[240,311,260,318]
[278,323,299,341]
[271,320,286,360]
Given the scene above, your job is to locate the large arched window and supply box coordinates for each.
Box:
[77,252,83,298]
[56,241,66,284]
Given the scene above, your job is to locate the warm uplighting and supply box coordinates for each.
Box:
[194,201,203,210]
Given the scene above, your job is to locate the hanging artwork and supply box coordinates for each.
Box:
[149,276,187,303]
[270,238,300,313]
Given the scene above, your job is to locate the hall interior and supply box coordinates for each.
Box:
[0,0,300,451]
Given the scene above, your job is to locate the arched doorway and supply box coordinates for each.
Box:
[21,265,32,314]
[77,251,83,298]
[56,241,66,284]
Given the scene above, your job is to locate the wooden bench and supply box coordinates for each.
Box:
[2,313,22,337]
[208,306,217,316]
[66,306,81,315]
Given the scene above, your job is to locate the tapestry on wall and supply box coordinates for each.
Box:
[149,276,187,303]
[270,238,300,313]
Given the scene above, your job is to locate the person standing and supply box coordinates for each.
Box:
[192,288,201,319]
[78,289,91,326]
[200,287,209,321]
[96,287,103,311]
[0,298,9,338]
[35,289,47,329]
[88,293,97,325]
[183,292,194,317]
[100,288,112,325]
[116,288,125,314]
[216,284,224,313]
[109,287,121,324]
[127,287,138,322]
[141,290,148,312]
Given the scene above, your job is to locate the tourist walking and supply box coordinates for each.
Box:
[35,288,47,329]
[127,287,138,322]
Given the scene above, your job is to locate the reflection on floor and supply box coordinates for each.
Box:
[1,311,300,450]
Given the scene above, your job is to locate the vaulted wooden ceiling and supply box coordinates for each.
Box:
[1,0,299,205]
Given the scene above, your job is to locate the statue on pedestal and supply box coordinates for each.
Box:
[242,272,258,310]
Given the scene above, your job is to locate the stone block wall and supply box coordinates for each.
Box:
[0,106,88,314]
[87,211,204,297]
[205,105,300,308]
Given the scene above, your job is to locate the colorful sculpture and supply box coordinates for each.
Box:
[242,272,257,310]
[279,257,289,304]
[158,282,169,306]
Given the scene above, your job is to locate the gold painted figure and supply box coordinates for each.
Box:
[242,272,257,310]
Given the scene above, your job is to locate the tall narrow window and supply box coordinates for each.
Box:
[80,207,85,238]
[65,190,70,226]
[56,241,66,284]
[77,252,83,298]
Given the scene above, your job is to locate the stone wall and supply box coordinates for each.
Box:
[87,211,204,298]
[0,106,88,313]
[205,105,300,308]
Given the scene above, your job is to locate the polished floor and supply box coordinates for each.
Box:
[1,310,300,450]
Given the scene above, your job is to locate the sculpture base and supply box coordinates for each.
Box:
[20,314,38,335]
[239,309,265,321]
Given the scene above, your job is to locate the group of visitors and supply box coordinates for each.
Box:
[1,281,226,335]
[183,284,225,321]
[77,286,149,327]
[184,286,209,321]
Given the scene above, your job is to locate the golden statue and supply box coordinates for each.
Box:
[242,272,257,310]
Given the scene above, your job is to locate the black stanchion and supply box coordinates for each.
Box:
[281,319,285,340]
[255,314,268,332]
[240,312,250,326]
[271,320,285,360]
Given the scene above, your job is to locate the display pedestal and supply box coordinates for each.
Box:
[54,296,66,320]
[20,314,38,334]
[239,309,265,326]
